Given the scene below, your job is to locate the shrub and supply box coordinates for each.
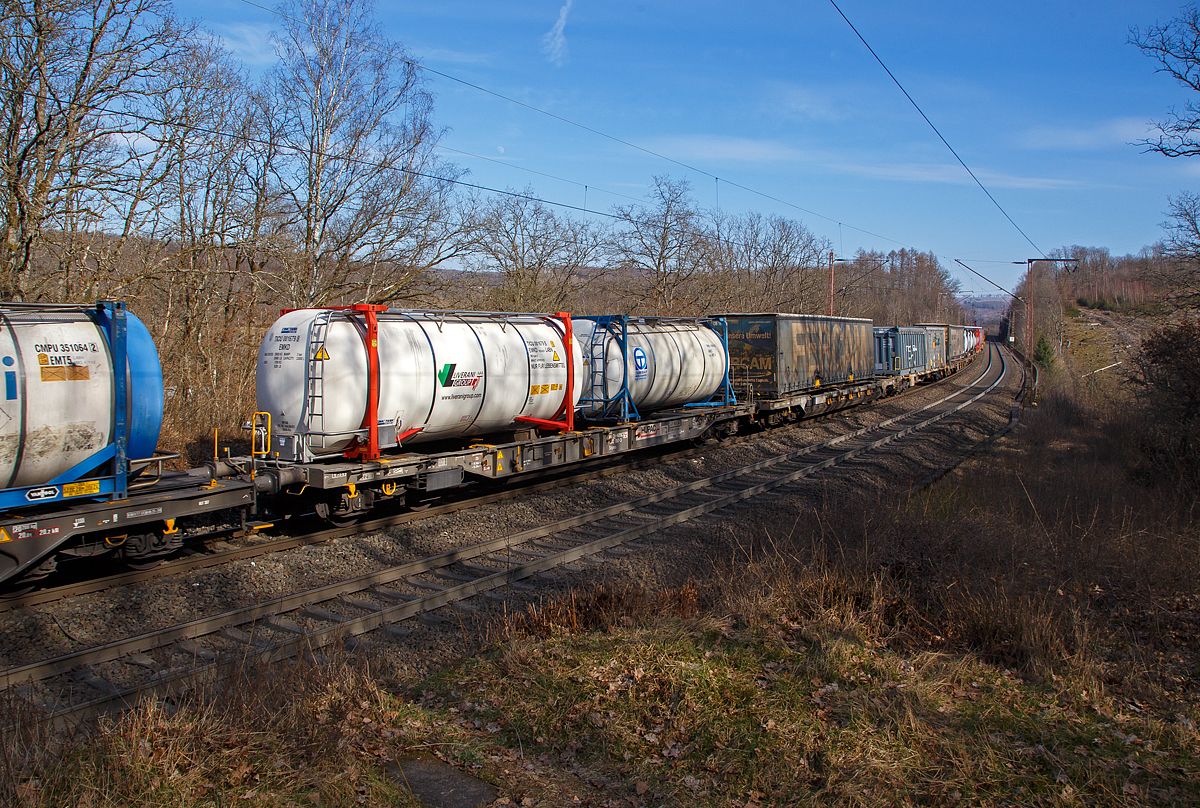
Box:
[1033,334,1055,367]
[1130,319,1200,490]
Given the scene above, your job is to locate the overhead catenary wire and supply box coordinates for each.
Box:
[105,107,1008,314]
[52,93,870,266]
[24,3,1019,302]
[827,0,1046,259]
[42,85,1015,305]
[238,0,925,255]
[433,142,648,207]
[239,0,1038,294]
[954,259,1022,300]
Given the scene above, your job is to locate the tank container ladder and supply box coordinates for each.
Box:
[305,309,333,452]
[587,318,609,414]
[582,316,639,422]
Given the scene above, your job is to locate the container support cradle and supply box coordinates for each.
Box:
[514,312,576,434]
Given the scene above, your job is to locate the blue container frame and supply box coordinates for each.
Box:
[579,315,640,422]
[578,315,736,423]
[684,316,737,409]
[0,302,130,511]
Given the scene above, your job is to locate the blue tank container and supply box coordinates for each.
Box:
[0,302,163,508]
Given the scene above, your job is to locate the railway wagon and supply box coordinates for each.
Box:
[574,316,730,421]
[874,326,929,376]
[0,302,255,585]
[917,323,968,362]
[725,314,874,399]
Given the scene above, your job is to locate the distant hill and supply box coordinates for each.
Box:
[958,295,1009,329]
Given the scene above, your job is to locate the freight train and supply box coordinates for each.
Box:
[0,302,984,590]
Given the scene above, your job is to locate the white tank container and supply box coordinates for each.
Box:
[257,310,583,460]
[574,318,728,417]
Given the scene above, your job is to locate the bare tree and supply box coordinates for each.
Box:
[0,0,190,300]
[463,190,604,312]
[132,36,272,434]
[608,176,710,315]
[709,211,829,312]
[842,248,961,326]
[262,0,461,307]
[1132,6,1200,310]
[1131,5,1200,159]
[1156,191,1200,308]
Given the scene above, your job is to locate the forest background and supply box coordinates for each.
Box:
[0,0,1187,454]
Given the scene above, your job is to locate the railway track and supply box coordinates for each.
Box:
[0,346,986,612]
[0,445,713,612]
[1,343,1018,726]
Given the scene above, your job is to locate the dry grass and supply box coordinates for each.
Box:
[1,653,431,807]
[5,325,1200,806]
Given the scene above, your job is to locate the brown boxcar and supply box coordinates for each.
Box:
[724,314,874,399]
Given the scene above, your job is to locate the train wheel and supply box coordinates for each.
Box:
[126,558,164,571]
[314,500,368,526]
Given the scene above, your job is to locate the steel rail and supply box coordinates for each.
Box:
[2,346,1010,717]
[0,354,980,609]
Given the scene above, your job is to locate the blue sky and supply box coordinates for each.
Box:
[176,0,1193,295]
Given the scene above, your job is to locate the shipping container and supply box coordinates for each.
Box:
[724,314,874,399]
[0,304,163,490]
[923,326,946,370]
[874,326,929,375]
[258,309,582,461]
[916,323,967,362]
[574,317,728,420]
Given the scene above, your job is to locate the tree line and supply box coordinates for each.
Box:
[1004,3,1200,359]
[0,0,967,453]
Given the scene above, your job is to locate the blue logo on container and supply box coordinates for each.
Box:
[3,356,14,401]
[632,347,648,382]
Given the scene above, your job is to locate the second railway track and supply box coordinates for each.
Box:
[2,343,1020,726]
[0,340,1000,612]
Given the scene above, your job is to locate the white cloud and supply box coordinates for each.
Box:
[1018,117,1155,151]
[210,22,278,68]
[645,134,1080,190]
[541,0,574,66]
[762,82,847,122]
